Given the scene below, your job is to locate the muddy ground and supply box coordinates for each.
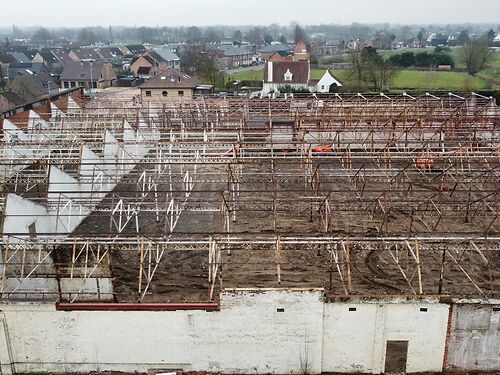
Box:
[70,157,500,302]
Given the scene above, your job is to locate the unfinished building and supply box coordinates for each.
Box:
[0,91,499,374]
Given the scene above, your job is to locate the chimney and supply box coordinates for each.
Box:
[267,61,273,83]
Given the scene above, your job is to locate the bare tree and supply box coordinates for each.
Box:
[460,37,492,76]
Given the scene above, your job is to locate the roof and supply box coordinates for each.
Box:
[37,51,59,64]
[145,50,166,63]
[8,52,31,63]
[124,44,147,54]
[43,48,73,64]
[294,40,308,54]
[96,47,124,59]
[139,68,201,89]
[0,91,24,106]
[223,47,253,57]
[70,48,102,61]
[269,52,293,62]
[142,55,156,66]
[8,63,48,78]
[259,44,291,54]
[12,73,58,98]
[60,61,105,81]
[264,61,309,85]
[153,49,180,61]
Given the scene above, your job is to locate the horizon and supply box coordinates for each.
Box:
[0,0,499,28]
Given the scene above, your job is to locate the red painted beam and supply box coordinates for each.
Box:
[55,302,220,311]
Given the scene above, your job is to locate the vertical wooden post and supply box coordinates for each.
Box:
[438,247,446,294]
[346,239,352,294]
[415,239,423,294]
[138,237,144,294]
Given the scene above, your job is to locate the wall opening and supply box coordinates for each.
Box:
[384,340,408,374]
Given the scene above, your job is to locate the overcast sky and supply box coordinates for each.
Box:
[2,0,499,27]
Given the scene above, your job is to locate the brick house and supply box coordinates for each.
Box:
[139,68,201,100]
[60,61,117,91]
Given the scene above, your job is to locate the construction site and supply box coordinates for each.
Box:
[0,88,499,374]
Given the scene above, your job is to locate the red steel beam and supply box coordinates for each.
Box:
[56,302,220,311]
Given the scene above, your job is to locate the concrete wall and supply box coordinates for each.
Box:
[0,289,324,374]
[322,301,449,374]
[0,290,472,375]
[446,301,500,372]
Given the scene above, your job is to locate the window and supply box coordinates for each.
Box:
[178,90,184,96]
[28,222,37,240]
[284,68,293,82]
[92,81,97,89]
[145,90,151,97]
[70,81,76,88]
[63,81,69,89]
[162,91,168,97]
[79,81,84,87]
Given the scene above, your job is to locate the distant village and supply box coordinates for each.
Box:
[1,24,499,110]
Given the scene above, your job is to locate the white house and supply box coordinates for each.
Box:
[262,60,310,95]
[316,70,343,93]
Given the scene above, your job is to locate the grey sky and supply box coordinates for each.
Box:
[2,0,499,27]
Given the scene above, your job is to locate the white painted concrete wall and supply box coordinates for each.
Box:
[0,289,324,374]
[0,290,459,374]
[322,300,449,374]
[446,301,500,372]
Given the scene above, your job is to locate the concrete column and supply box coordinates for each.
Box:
[372,304,387,373]
[0,314,14,375]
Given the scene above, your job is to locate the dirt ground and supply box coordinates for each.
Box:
[68,155,500,303]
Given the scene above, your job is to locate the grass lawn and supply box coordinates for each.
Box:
[391,70,488,90]
[228,68,488,91]
[228,68,348,82]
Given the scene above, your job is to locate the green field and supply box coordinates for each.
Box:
[227,68,488,90]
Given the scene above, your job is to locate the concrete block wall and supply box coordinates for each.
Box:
[2,290,490,375]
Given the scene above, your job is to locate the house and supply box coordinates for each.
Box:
[269,52,293,62]
[139,67,201,100]
[95,47,124,62]
[10,73,59,102]
[427,33,449,47]
[7,63,50,81]
[152,49,181,70]
[259,43,292,61]
[60,61,117,91]
[215,47,254,68]
[316,70,343,93]
[0,91,24,112]
[47,48,73,64]
[33,50,60,67]
[262,60,310,94]
[131,51,165,78]
[122,44,148,56]
[32,48,72,73]
[130,50,181,78]
[293,40,310,61]
[68,48,102,62]
[346,39,373,51]
[7,52,31,63]
[409,38,421,49]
